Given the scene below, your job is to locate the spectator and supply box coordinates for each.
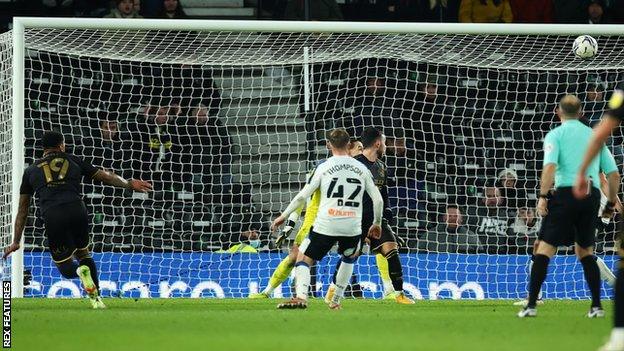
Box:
[74,0,110,17]
[340,72,404,137]
[584,84,607,126]
[383,0,427,22]
[177,106,233,202]
[284,0,343,20]
[125,103,180,188]
[553,0,586,23]
[217,230,261,253]
[80,117,125,175]
[134,0,141,15]
[418,205,481,253]
[36,0,77,17]
[587,0,610,24]
[105,0,143,18]
[422,0,460,22]
[386,129,422,215]
[507,207,540,254]
[613,0,624,23]
[497,168,525,209]
[510,0,553,23]
[155,0,187,19]
[218,207,273,252]
[409,75,454,158]
[458,0,513,23]
[465,186,511,253]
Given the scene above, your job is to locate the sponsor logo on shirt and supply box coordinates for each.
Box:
[328,208,356,217]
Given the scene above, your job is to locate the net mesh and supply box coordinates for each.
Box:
[8,27,624,299]
[0,31,13,283]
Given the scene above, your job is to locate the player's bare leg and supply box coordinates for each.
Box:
[251,245,299,299]
[277,252,313,309]
[378,241,414,304]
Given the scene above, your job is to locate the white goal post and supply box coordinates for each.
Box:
[4,18,624,299]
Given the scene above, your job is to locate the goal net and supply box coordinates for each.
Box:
[1,31,13,285]
[4,19,624,299]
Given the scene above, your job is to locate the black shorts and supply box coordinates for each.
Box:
[43,201,90,263]
[539,187,600,248]
[301,229,361,261]
[361,219,395,252]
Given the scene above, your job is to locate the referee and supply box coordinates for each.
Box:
[518,95,620,318]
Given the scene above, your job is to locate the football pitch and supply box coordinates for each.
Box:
[12,299,611,351]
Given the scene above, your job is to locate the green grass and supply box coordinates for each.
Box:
[12,299,612,351]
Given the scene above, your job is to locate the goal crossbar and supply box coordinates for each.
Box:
[13,17,624,35]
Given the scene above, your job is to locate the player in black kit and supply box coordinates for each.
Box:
[326,127,414,304]
[574,90,624,351]
[3,131,152,309]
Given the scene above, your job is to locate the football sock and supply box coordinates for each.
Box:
[385,249,404,293]
[333,257,356,304]
[264,256,295,294]
[580,255,602,308]
[376,254,394,294]
[294,262,310,300]
[528,254,550,308]
[596,256,616,287]
[79,257,100,291]
[331,260,341,284]
[56,260,79,279]
[616,260,624,328]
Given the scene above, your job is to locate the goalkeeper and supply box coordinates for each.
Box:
[249,140,363,298]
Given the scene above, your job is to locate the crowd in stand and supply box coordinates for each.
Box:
[268,0,623,24]
[2,0,624,31]
[8,0,624,255]
[313,58,622,255]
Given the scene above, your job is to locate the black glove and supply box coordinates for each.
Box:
[275,219,296,247]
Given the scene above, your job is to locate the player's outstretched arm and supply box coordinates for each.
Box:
[272,164,322,232]
[92,169,152,192]
[271,183,318,233]
[574,116,620,198]
[3,195,31,259]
